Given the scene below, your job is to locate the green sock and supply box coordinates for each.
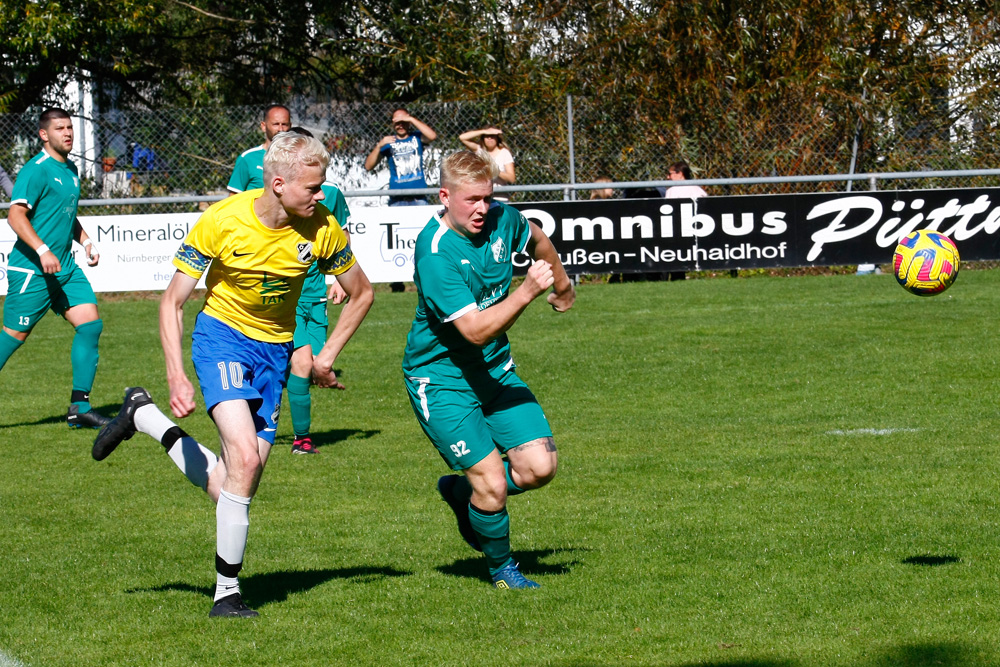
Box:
[468,504,514,575]
[0,330,24,372]
[503,460,526,496]
[71,319,102,411]
[286,373,312,437]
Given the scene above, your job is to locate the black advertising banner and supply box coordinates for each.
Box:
[511,188,1000,273]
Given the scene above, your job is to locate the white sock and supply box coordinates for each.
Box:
[133,403,176,440]
[215,490,251,602]
[133,404,219,490]
[165,436,219,491]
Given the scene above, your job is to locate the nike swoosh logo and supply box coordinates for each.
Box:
[233,251,251,257]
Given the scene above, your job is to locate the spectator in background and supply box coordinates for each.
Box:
[459,126,515,201]
[664,160,707,199]
[364,107,437,206]
[227,104,292,195]
[589,177,614,200]
[0,162,13,198]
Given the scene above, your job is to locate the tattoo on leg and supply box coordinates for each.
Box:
[510,437,557,453]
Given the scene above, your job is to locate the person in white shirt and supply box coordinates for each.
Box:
[664,160,707,199]
[459,126,515,201]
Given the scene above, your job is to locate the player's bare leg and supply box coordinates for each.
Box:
[463,449,542,589]
[505,437,558,491]
[207,400,272,617]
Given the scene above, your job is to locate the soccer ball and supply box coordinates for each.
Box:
[892,230,960,296]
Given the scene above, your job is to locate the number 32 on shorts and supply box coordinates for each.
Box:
[450,440,470,458]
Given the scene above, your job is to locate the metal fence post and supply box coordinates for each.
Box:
[567,94,576,201]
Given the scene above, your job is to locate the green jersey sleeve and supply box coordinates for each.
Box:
[417,252,478,323]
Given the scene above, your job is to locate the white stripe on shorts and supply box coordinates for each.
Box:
[408,376,431,420]
[6,266,34,294]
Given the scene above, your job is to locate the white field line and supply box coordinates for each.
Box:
[0,650,26,667]
[825,427,923,436]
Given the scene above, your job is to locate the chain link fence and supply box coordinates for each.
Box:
[1,96,998,213]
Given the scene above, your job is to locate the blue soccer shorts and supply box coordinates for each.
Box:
[191,312,292,444]
[404,368,553,471]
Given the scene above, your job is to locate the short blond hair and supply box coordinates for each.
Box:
[440,150,498,189]
[264,132,329,182]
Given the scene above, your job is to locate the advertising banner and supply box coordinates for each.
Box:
[512,187,1000,273]
[4,188,1000,294]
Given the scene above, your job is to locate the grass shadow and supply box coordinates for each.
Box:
[902,554,961,566]
[126,565,411,607]
[0,402,120,429]
[550,659,794,667]
[866,641,986,666]
[272,428,380,448]
[671,661,794,667]
[437,547,586,583]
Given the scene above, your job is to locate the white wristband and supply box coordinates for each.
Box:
[83,238,93,248]
[35,244,50,257]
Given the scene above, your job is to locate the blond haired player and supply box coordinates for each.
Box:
[93,132,374,617]
[403,150,574,589]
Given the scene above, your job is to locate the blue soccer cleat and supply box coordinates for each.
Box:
[492,562,540,590]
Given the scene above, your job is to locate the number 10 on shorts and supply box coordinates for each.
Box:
[217,361,245,390]
[450,440,470,458]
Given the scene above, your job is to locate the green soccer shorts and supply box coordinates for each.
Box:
[3,264,97,332]
[404,369,553,471]
[292,299,329,355]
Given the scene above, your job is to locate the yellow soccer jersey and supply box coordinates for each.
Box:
[172,190,356,342]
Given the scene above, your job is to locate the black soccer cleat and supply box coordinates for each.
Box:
[438,475,482,552]
[92,387,154,461]
[67,405,111,430]
[209,592,259,618]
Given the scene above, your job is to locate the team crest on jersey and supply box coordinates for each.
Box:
[491,236,506,262]
[297,242,314,263]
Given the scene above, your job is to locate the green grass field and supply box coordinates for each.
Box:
[2,271,1000,666]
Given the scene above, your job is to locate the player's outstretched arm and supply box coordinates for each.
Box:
[526,220,575,312]
[8,203,61,274]
[452,259,554,347]
[159,271,199,418]
[313,263,375,389]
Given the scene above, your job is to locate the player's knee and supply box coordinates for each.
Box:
[520,456,557,489]
[3,326,30,342]
[471,474,508,510]
[228,445,264,477]
[289,346,312,375]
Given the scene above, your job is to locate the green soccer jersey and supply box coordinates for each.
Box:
[226,145,265,193]
[299,182,352,302]
[9,150,80,274]
[402,202,532,384]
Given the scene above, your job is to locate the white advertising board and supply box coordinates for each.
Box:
[0,206,436,295]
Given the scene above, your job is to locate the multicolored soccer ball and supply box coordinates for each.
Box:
[893,230,960,296]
